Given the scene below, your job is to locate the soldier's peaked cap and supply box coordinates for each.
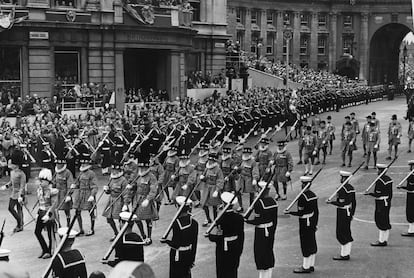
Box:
[300,176,312,183]
[339,171,352,177]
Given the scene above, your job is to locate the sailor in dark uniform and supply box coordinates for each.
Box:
[161,196,198,278]
[207,192,244,278]
[97,131,112,175]
[286,176,318,274]
[107,211,145,267]
[245,181,278,278]
[327,171,356,260]
[51,227,87,278]
[364,163,393,246]
[397,160,414,237]
[18,143,31,183]
[40,142,54,169]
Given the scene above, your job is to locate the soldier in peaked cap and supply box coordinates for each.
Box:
[97,131,112,175]
[364,121,380,170]
[220,147,238,192]
[326,116,336,155]
[161,196,198,278]
[341,122,356,167]
[53,158,74,227]
[300,126,318,175]
[397,161,414,237]
[71,155,98,236]
[362,115,373,157]
[254,137,273,181]
[364,164,393,247]
[172,149,196,202]
[270,140,293,201]
[51,227,87,278]
[207,192,244,278]
[162,145,179,205]
[236,147,259,210]
[107,212,145,267]
[40,141,54,169]
[387,114,402,160]
[245,181,278,278]
[189,143,210,207]
[315,121,329,165]
[285,176,318,274]
[103,164,128,242]
[327,171,356,261]
[149,152,165,212]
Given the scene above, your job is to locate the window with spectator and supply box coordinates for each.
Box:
[189,0,200,21]
[267,33,274,55]
[0,47,21,102]
[267,10,274,25]
[55,50,80,87]
[283,12,292,27]
[318,13,327,28]
[318,36,327,55]
[300,13,309,27]
[300,35,309,55]
[343,14,353,28]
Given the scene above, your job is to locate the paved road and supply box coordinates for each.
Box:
[1,97,414,277]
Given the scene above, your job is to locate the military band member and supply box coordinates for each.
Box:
[327,171,356,260]
[54,158,74,227]
[125,155,158,245]
[207,192,244,278]
[326,116,336,155]
[40,142,54,169]
[35,169,58,259]
[341,122,355,167]
[364,164,393,247]
[51,227,87,278]
[397,161,414,237]
[98,131,112,175]
[172,150,195,202]
[220,147,237,192]
[108,212,145,267]
[71,156,98,236]
[245,182,278,278]
[0,152,26,233]
[161,196,198,278]
[387,114,402,160]
[191,143,209,204]
[270,140,293,200]
[103,164,128,241]
[315,121,329,165]
[408,117,414,153]
[255,138,272,180]
[149,153,165,212]
[162,146,179,205]
[286,176,318,274]
[362,115,373,157]
[300,126,317,175]
[123,153,138,184]
[364,122,380,170]
[199,153,224,227]
[237,147,259,209]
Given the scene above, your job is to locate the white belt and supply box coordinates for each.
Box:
[338,204,352,217]
[43,159,51,163]
[257,222,273,237]
[224,235,238,251]
[174,245,192,262]
[376,196,389,207]
[300,212,314,227]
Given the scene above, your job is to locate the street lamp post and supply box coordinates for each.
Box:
[403,45,408,88]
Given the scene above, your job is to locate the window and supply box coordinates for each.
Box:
[300,13,309,27]
[237,31,245,50]
[236,8,243,24]
[251,35,262,54]
[343,15,353,28]
[190,0,201,21]
[300,62,309,69]
[267,34,274,54]
[0,47,21,100]
[300,35,309,55]
[343,37,354,55]
[283,38,291,54]
[251,10,258,25]
[318,14,327,27]
[283,12,291,26]
[55,50,80,86]
[318,36,326,55]
[267,11,274,25]
[54,0,75,7]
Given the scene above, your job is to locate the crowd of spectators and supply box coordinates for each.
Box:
[186,70,227,89]
[124,88,169,103]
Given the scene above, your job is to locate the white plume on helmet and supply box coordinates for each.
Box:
[39,168,53,182]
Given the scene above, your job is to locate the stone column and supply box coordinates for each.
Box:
[245,8,252,53]
[292,11,300,65]
[310,12,318,69]
[21,45,29,97]
[359,12,369,81]
[260,9,267,52]
[168,51,181,101]
[276,11,284,62]
[329,12,338,72]
[114,49,124,111]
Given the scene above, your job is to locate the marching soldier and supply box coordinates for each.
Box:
[297,119,307,165]
[51,227,87,278]
[160,196,198,278]
[107,212,145,267]
[270,140,293,200]
[125,154,158,245]
[365,122,380,170]
[199,153,224,228]
[245,182,278,278]
[237,147,259,209]
[341,122,355,167]
[220,147,237,192]
[172,149,195,202]
[327,171,356,260]
[350,112,360,149]
[162,146,179,205]
[397,160,414,237]
[387,114,402,160]
[300,126,317,175]
[19,143,31,184]
[40,142,54,169]
[54,158,74,227]
[207,192,244,278]
[254,138,273,181]
[123,153,138,184]
[285,176,318,274]
[71,155,98,236]
[326,116,336,156]
[0,152,26,233]
[362,115,372,157]
[371,112,380,129]
[103,164,128,242]
[191,143,209,205]
[315,121,329,165]
[98,131,112,175]
[364,164,393,246]
[35,169,58,259]
[149,153,165,212]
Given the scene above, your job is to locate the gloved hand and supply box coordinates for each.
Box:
[349,141,353,146]
[122,205,128,212]
[212,191,218,198]
[269,160,274,166]
[171,175,176,180]
[312,150,317,156]
[18,197,23,204]
[265,168,271,173]
[199,175,205,181]
[374,144,378,149]
[181,184,188,190]
[70,184,77,189]
[234,166,239,171]
[290,126,295,131]
[143,136,149,141]
[224,177,229,182]
[0,185,6,191]
[103,185,110,192]
[141,199,149,207]
[252,179,257,186]
[322,140,326,145]
[87,196,94,202]
[65,196,71,203]
[285,171,291,178]
[41,214,50,223]
[126,184,133,190]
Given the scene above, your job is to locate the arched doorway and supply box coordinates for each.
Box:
[369,23,412,85]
